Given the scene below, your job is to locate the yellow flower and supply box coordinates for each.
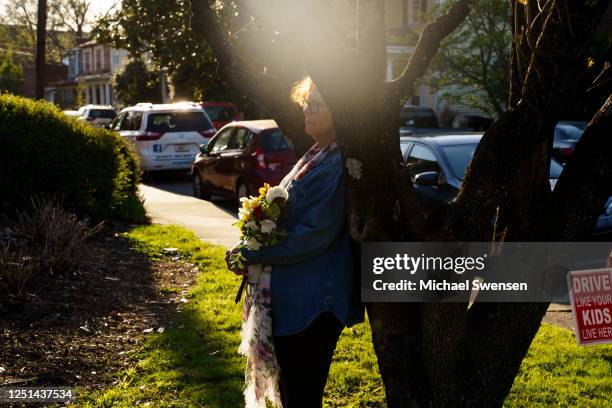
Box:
[259,183,270,196]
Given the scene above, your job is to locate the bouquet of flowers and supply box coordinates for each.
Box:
[231,183,289,408]
[230,183,288,271]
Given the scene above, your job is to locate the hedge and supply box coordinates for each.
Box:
[0,94,145,221]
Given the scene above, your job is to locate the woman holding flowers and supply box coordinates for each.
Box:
[226,76,364,408]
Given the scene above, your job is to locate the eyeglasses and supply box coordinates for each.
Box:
[304,101,324,114]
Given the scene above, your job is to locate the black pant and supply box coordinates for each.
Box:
[273,312,344,408]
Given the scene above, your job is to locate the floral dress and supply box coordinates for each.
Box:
[239,141,339,408]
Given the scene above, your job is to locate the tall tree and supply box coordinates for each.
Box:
[49,0,90,41]
[0,50,24,94]
[427,0,510,116]
[34,0,47,99]
[113,58,163,106]
[3,0,92,64]
[93,0,222,101]
[191,0,612,406]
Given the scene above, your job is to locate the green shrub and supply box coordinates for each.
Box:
[0,93,145,221]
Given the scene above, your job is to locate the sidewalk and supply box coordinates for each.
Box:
[139,184,239,248]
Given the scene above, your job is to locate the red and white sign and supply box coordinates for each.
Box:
[568,268,612,346]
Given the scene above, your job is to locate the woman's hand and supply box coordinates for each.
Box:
[226,245,248,276]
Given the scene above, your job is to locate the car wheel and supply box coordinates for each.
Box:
[192,172,211,200]
[236,181,250,202]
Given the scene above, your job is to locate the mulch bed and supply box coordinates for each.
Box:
[0,223,200,405]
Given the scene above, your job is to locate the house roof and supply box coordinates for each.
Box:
[77,39,99,48]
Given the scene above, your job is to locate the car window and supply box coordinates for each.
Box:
[555,125,584,141]
[120,111,143,131]
[549,159,563,179]
[400,108,439,128]
[400,141,413,159]
[259,130,291,152]
[204,106,237,121]
[230,128,251,150]
[406,144,440,178]
[146,111,214,133]
[111,112,125,131]
[441,143,478,180]
[209,128,234,153]
[90,109,116,119]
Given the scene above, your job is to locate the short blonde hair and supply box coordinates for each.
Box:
[291,76,314,107]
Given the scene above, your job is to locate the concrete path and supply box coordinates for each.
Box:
[139,183,239,248]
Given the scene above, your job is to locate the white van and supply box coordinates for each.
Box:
[111,102,216,172]
[76,105,117,128]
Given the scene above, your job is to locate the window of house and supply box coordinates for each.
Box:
[112,50,120,67]
[95,48,102,71]
[405,0,425,25]
[83,50,91,72]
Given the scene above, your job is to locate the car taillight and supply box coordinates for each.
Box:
[253,146,267,170]
[198,129,216,138]
[136,131,164,141]
[561,147,574,156]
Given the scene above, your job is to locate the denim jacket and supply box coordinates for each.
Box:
[241,148,365,336]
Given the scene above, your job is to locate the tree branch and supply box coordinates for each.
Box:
[191,0,311,154]
[387,0,470,102]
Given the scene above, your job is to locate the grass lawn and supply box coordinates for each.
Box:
[80,225,612,407]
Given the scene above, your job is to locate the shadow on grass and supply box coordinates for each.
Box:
[81,225,246,407]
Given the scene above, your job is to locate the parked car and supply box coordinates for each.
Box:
[191,120,296,201]
[400,106,440,129]
[110,102,216,172]
[76,105,117,128]
[63,110,80,117]
[400,105,472,135]
[201,102,239,130]
[454,114,493,131]
[552,121,587,164]
[400,133,610,237]
[595,197,612,239]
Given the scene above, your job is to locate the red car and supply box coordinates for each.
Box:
[200,102,239,130]
[191,120,296,201]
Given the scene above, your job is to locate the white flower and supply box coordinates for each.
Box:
[266,186,289,203]
[260,219,276,234]
[245,221,258,230]
[245,237,262,251]
[346,158,362,180]
[238,207,251,221]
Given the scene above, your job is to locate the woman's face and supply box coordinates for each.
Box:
[303,86,334,139]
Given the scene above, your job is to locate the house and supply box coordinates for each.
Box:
[44,39,129,108]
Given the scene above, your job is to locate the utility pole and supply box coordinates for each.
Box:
[35,0,48,99]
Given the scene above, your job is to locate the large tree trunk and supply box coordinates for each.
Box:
[35,0,48,99]
[192,0,611,406]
